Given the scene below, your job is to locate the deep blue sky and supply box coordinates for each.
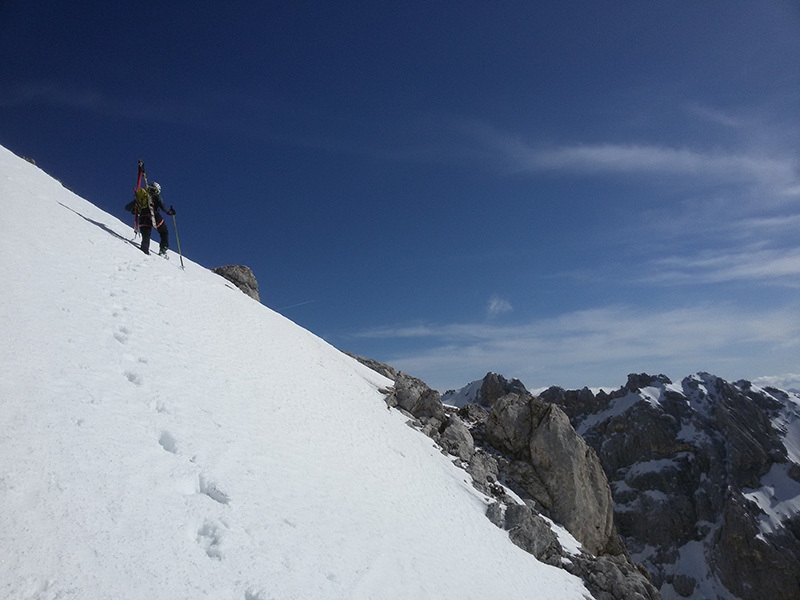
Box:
[3,1,800,391]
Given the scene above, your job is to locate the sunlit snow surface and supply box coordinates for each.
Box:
[0,146,591,599]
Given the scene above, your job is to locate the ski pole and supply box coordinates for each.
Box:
[171,211,185,270]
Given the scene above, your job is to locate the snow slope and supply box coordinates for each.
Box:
[0,145,591,600]
[441,378,484,408]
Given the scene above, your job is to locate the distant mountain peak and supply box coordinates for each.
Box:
[442,371,528,408]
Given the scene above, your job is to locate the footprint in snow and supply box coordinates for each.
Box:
[124,371,143,386]
[158,431,178,454]
[199,475,231,505]
[113,326,131,344]
[197,520,225,560]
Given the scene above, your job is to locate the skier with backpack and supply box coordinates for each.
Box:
[126,161,176,257]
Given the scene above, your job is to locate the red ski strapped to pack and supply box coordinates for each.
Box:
[131,160,146,234]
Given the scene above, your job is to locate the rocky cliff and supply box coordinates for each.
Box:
[542,372,800,599]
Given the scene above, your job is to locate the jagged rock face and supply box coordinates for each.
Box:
[212,265,260,301]
[565,553,661,600]
[439,415,474,461]
[477,372,529,407]
[550,372,800,600]
[504,503,563,566]
[486,392,622,556]
[626,373,673,392]
[713,493,800,600]
[391,371,447,422]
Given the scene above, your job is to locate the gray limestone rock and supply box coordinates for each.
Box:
[476,372,529,408]
[390,371,446,422]
[486,392,620,556]
[439,415,474,461]
[565,553,660,600]
[504,503,562,566]
[212,265,260,301]
[466,450,499,495]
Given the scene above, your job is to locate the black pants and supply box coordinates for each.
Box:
[140,220,169,255]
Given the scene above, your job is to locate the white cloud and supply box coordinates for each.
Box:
[461,119,800,290]
[534,144,788,180]
[487,295,513,318]
[517,143,800,202]
[458,118,800,200]
[644,246,800,286]
[753,373,800,392]
[357,304,800,392]
[686,104,751,130]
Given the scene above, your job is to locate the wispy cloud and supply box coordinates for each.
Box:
[458,116,800,200]
[530,144,795,188]
[0,81,203,127]
[451,116,800,291]
[644,245,800,286]
[356,304,800,391]
[753,373,800,392]
[487,295,513,318]
[686,104,752,130]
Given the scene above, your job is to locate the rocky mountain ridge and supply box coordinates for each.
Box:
[543,372,800,600]
[353,357,800,600]
[347,354,660,600]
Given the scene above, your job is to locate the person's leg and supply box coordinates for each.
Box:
[156,221,169,254]
[140,226,152,254]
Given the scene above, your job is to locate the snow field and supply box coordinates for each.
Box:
[0,145,591,599]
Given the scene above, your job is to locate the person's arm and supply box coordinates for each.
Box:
[159,195,175,215]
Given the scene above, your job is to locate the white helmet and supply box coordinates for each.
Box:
[147,182,161,195]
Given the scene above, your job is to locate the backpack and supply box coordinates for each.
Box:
[134,187,151,212]
[125,188,151,214]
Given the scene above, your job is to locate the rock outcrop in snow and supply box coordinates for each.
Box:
[486,392,623,556]
[353,361,661,600]
[212,264,261,301]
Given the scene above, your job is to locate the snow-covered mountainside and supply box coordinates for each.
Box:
[542,373,800,600]
[441,378,484,407]
[0,144,592,599]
